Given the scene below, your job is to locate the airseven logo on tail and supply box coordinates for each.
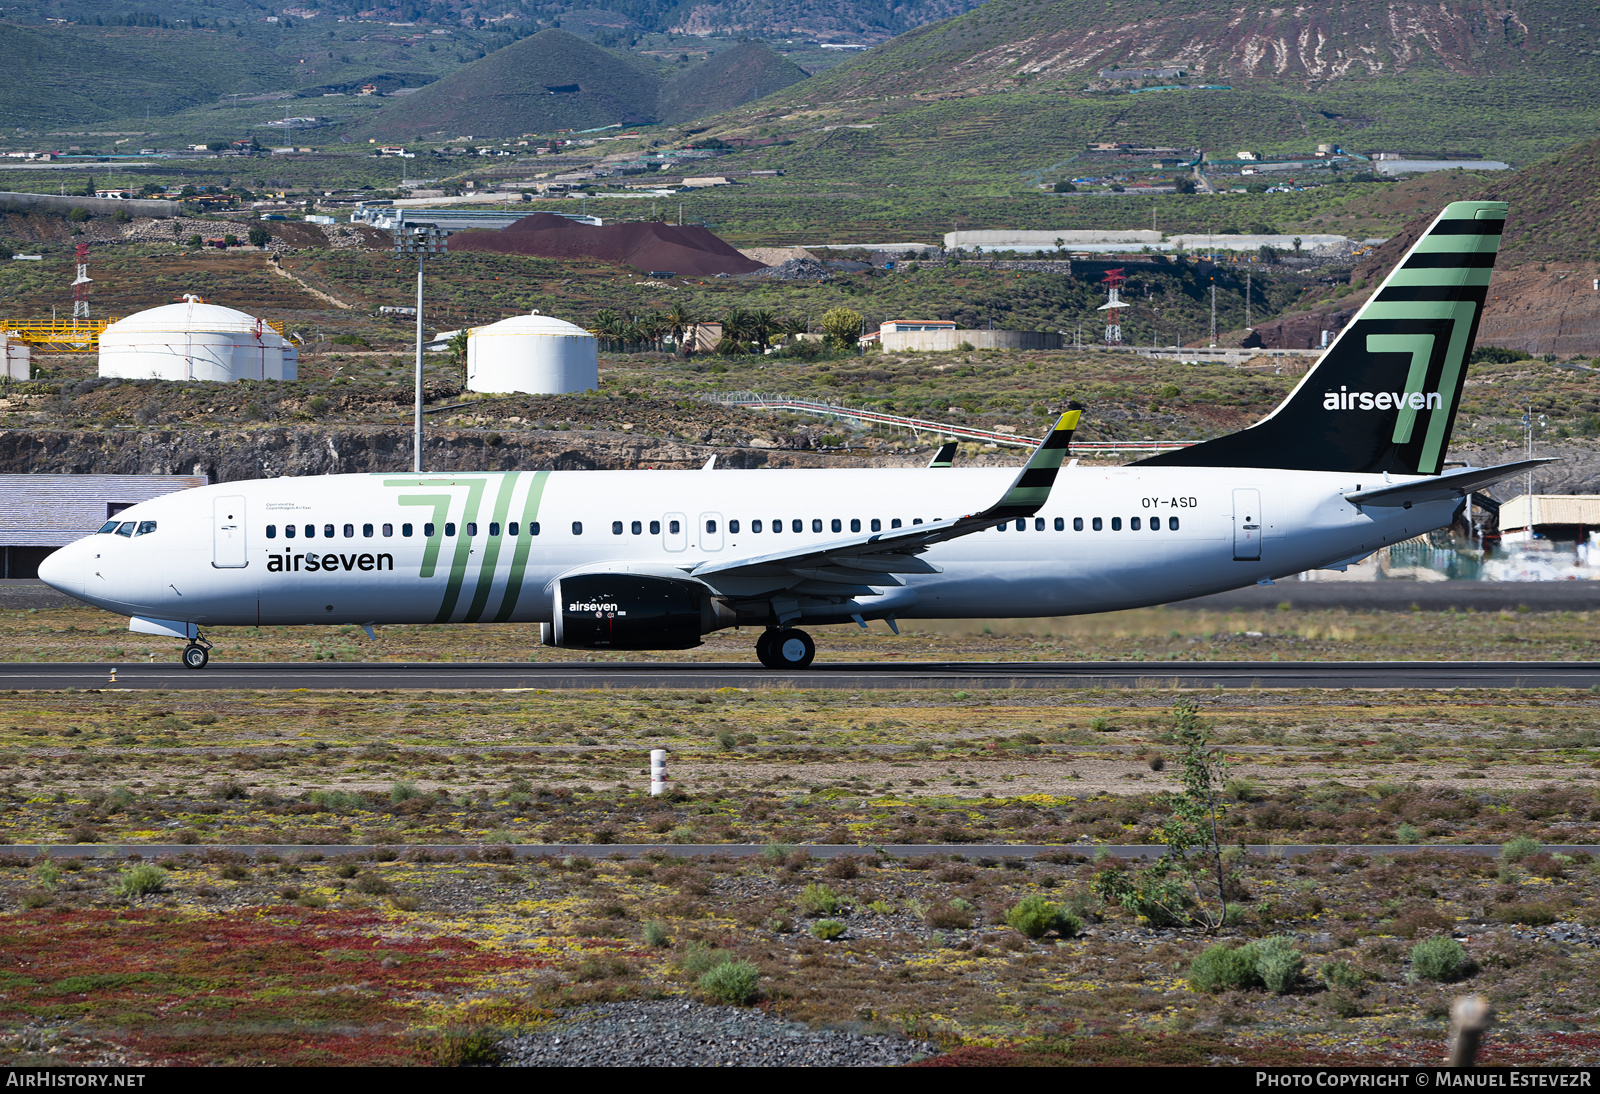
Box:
[1323,387,1444,412]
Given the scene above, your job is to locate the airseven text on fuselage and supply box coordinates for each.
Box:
[1324,388,1444,411]
[266,550,396,573]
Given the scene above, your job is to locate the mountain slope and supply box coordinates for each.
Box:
[350,29,664,139]
[657,41,809,124]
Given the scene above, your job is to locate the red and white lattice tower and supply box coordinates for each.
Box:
[1096,267,1129,344]
[71,243,91,323]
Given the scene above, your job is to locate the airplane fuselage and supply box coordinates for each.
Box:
[41,464,1454,631]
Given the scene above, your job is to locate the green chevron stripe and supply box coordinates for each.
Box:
[492,471,551,623]
[463,473,520,624]
[432,478,488,624]
[1385,267,1494,289]
[394,494,452,578]
[1413,234,1502,255]
[1418,300,1479,474]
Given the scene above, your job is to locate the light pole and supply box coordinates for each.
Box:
[393,225,448,473]
[1522,405,1545,499]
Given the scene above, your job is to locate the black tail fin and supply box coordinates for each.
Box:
[1135,200,1507,475]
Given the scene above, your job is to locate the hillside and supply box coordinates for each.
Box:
[351,29,664,139]
[657,41,809,124]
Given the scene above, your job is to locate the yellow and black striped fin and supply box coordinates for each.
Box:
[984,404,1081,520]
[927,441,959,468]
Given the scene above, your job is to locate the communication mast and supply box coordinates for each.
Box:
[71,243,91,324]
[1096,267,1129,344]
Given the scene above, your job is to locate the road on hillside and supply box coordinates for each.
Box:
[2,660,1598,690]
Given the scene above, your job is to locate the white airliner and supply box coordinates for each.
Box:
[39,201,1546,669]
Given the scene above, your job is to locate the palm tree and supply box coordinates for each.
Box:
[666,302,697,355]
[748,309,778,354]
[721,307,752,354]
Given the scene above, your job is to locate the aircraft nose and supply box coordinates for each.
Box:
[36,543,83,598]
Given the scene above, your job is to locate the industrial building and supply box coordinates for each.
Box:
[98,297,297,382]
[465,310,598,395]
[1498,495,1600,542]
[0,331,29,380]
[0,474,207,579]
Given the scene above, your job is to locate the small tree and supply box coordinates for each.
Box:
[820,306,862,349]
[446,330,469,369]
[1094,697,1233,930]
[246,225,271,247]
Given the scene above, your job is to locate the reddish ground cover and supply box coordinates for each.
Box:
[0,907,539,1065]
[447,212,766,276]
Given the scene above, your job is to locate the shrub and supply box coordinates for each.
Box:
[1004,895,1082,939]
[1320,960,1362,991]
[390,780,421,804]
[698,959,760,1005]
[68,207,91,223]
[797,882,842,917]
[1489,902,1557,926]
[642,920,671,947]
[113,864,168,897]
[810,919,846,940]
[823,856,859,880]
[1189,936,1303,994]
[1410,936,1469,982]
[1500,836,1542,863]
[431,1023,503,1066]
[246,226,271,247]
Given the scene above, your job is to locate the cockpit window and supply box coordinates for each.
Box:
[115,522,136,537]
[98,520,121,534]
[135,521,157,536]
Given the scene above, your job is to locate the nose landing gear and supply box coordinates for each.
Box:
[755,627,815,669]
[181,636,212,670]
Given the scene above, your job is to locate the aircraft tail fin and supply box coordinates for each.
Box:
[1135,200,1507,475]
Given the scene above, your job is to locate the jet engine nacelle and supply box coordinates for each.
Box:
[541,573,733,650]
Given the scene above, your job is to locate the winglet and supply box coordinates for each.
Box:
[981,403,1081,520]
[927,441,958,468]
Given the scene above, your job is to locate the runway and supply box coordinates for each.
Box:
[3,659,1599,690]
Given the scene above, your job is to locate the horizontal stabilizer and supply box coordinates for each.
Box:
[1345,459,1557,507]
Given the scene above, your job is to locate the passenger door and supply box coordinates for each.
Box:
[663,512,687,552]
[1232,488,1262,561]
[698,512,724,552]
[213,496,247,568]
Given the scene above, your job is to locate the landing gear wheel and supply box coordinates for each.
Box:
[182,643,210,670]
[770,628,815,669]
[755,628,779,668]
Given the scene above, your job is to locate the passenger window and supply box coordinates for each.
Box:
[508,522,518,536]
[325,524,335,538]
[489,522,500,537]
[402,523,413,537]
[612,521,624,535]
[1015,519,1025,531]
[98,520,121,534]
[425,522,435,537]
[650,520,660,534]
[531,522,540,535]
[266,524,277,539]
[793,519,803,533]
[445,522,456,537]
[572,521,583,535]
[912,518,923,525]
[850,518,860,533]
[831,518,842,533]
[668,520,680,534]
[891,518,902,528]
[631,521,642,535]
[729,519,740,534]
[285,524,296,539]
[706,519,717,534]
[464,522,477,537]
[1150,519,1159,532]
[1055,517,1065,531]
[383,523,394,537]
[752,520,762,533]
[116,522,135,537]
[304,525,315,539]
[1130,517,1141,531]
[1034,518,1045,531]
[1072,517,1082,531]
[1092,517,1103,531]
[1111,517,1122,531]
[870,519,880,532]
[1168,516,1179,531]
[771,520,781,534]
[363,523,374,537]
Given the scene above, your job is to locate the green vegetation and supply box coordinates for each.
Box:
[1410,937,1471,983]
[112,864,168,897]
[1189,937,1304,995]
[1004,895,1082,939]
[809,919,846,940]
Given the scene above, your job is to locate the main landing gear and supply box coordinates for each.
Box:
[181,635,212,670]
[755,627,815,669]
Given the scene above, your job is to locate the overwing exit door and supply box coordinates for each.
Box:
[1232,488,1262,561]
[213,496,247,568]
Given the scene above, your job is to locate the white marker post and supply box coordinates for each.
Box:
[649,749,668,797]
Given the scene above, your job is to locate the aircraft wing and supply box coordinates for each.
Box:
[688,405,1082,598]
[1345,459,1557,507]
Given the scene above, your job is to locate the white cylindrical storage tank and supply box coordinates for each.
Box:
[98,296,283,382]
[281,340,298,381]
[466,310,597,394]
[0,332,28,380]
